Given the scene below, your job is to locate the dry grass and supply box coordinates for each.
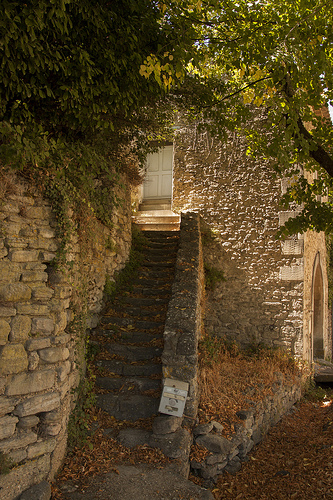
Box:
[197,335,310,437]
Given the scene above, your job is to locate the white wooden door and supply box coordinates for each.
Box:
[143,145,173,199]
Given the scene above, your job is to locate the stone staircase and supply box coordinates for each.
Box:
[93,231,179,439]
[132,198,180,231]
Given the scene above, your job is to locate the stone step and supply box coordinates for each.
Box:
[134,222,180,232]
[144,230,180,238]
[96,376,161,393]
[118,296,169,306]
[99,330,162,344]
[97,393,160,421]
[141,261,175,269]
[141,254,177,264]
[105,343,162,361]
[131,278,173,288]
[139,198,172,210]
[100,316,164,330]
[109,306,166,319]
[96,358,162,377]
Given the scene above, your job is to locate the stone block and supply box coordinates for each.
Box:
[21,271,48,282]
[38,347,69,364]
[6,369,55,396]
[53,311,67,334]
[51,334,70,345]
[7,447,27,464]
[196,434,233,455]
[25,207,45,219]
[152,415,183,435]
[38,227,56,239]
[0,415,19,440]
[8,250,39,262]
[31,317,55,335]
[57,361,71,382]
[17,415,40,430]
[0,430,37,453]
[41,423,62,436]
[39,252,56,262]
[28,351,40,371]
[0,306,16,317]
[14,392,61,417]
[32,287,54,300]
[26,337,51,351]
[0,396,18,416]
[0,454,50,500]
[16,304,50,315]
[0,319,11,344]
[0,344,28,375]
[9,315,31,342]
[19,480,52,500]
[27,438,56,459]
[5,237,28,249]
[0,283,31,302]
[0,247,8,258]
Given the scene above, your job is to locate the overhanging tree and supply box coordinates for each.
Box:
[1,0,333,234]
[141,0,333,234]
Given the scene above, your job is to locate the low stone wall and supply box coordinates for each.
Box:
[191,378,302,483]
[151,212,204,477]
[0,173,131,499]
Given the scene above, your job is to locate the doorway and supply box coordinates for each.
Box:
[143,145,173,200]
[312,253,324,359]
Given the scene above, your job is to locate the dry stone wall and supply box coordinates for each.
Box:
[172,126,328,359]
[0,173,131,499]
[191,377,302,483]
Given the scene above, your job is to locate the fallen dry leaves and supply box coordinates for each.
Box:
[52,336,331,500]
[212,393,333,499]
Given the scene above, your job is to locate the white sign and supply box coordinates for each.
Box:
[158,378,189,417]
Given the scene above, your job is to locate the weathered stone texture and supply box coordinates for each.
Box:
[0,344,29,375]
[0,319,11,344]
[172,127,327,357]
[0,172,132,497]
[9,315,31,342]
[6,369,55,396]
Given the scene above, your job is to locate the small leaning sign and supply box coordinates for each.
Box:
[158,378,189,417]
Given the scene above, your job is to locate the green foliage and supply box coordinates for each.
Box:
[144,0,333,234]
[204,263,225,290]
[2,0,333,236]
[67,366,96,451]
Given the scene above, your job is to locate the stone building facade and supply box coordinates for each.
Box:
[0,172,131,499]
[141,125,331,363]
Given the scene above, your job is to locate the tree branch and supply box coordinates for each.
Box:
[296,118,333,178]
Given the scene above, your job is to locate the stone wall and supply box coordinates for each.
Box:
[150,213,204,478]
[172,126,330,360]
[191,376,302,483]
[0,173,131,499]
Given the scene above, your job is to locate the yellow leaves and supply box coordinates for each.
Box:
[139,52,182,90]
[243,89,255,104]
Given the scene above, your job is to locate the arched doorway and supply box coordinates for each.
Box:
[312,253,324,359]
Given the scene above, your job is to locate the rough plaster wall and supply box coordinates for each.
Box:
[172,126,317,355]
[0,173,131,499]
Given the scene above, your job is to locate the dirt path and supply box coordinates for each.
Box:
[211,390,333,500]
